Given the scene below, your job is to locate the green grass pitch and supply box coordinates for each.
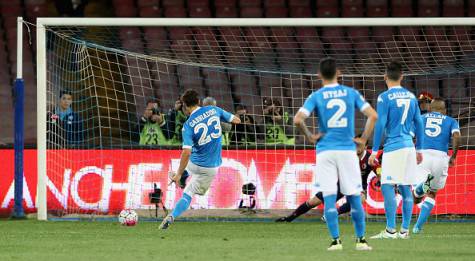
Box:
[1,220,475,261]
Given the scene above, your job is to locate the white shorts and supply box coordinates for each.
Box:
[417,149,449,191]
[315,150,362,196]
[381,147,418,185]
[183,162,218,196]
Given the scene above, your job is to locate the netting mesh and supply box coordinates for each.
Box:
[42,23,475,218]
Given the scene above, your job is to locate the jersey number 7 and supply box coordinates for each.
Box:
[396,99,410,124]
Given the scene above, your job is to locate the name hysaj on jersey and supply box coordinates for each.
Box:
[322,89,348,99]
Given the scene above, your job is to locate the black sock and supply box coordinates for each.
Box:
[337,202,351,215]
[287,202,312,221]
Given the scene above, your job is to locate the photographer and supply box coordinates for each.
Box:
[165,98,188,145]
[230,104,257,146]
[263,98,295,145]
[139,99,169,145]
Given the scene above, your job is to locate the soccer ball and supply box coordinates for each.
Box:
[118,209,138,226]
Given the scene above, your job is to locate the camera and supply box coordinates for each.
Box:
[149,184,162,204]
[239,183,256,210]
[242,183,256,195]
[151,107,161,115]
[239,114,249,122]
[148,183,168,218]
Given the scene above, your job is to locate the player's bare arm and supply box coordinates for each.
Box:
[169,148,192,185]
[231,115,242,125]
[356,106,378,152]
[294,112,322,144]
[449,131,460,167]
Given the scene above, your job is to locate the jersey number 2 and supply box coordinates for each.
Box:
[327,99,348,128]
[195,116,222,145]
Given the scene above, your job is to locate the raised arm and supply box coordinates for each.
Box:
[230,115,241,124]
[219,107,241,125]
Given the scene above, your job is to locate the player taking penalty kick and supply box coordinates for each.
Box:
[160,89,241,229]
[369,61,424,239]
[412,98,460,234]
[294,57,378,251]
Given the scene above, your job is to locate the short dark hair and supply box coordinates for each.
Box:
[146,98,160,107]
[235,104,246,111]
[181,89,200,107]
[386,61,403,81]
[318,57,337,80]
[59,89,73,98]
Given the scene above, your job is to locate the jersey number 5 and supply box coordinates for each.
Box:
[327,99,348,128]
[425,118,443,137]
[396,99,410,124]
[194,116,222,145]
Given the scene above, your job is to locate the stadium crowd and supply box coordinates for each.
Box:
[136,95,295,146]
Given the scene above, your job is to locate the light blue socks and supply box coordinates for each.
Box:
[347,194,366,238]
[381,184,397,231]
[415,197,435,231]
[323,194,339,239]
[171,193,192,219]
[398,185,413,231]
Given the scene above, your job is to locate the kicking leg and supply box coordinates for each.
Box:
[159,192,192,229]
[413,191,437,234]
[413,174,434,204]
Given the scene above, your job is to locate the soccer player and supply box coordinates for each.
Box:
[294,57,378,251]
[159,89,241,229]
[412,98,460,234]
[369,61,424,239]
[275,139,382,223]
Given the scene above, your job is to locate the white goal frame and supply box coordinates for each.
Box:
[36,17,475,220]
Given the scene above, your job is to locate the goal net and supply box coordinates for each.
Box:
[35,18,475,220]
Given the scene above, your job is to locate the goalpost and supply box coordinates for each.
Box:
[34,18,475,221]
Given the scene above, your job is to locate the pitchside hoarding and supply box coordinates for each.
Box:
[1,149,474,216]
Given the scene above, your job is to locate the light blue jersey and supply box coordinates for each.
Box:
[182,106,234,168]
[421,112,460,153]
[372,86,424,153]
[300,83,370,153]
